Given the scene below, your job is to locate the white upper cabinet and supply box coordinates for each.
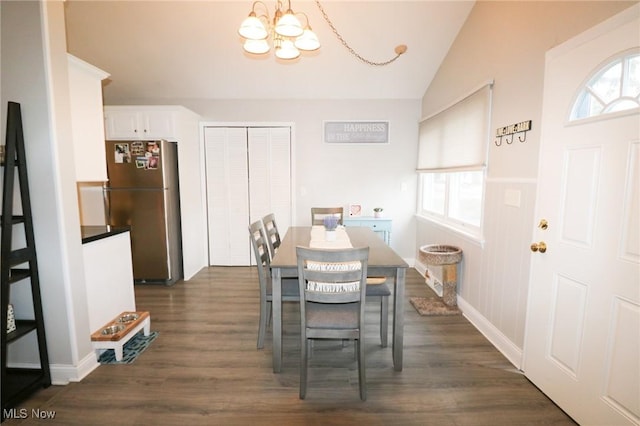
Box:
[104,107,177,140]
[67,54,110,182]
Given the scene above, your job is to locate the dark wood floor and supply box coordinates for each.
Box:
[7,267,576,425]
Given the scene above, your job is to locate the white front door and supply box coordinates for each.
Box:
[523,5,640,426]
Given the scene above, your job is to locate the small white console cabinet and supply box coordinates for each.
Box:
[343,216,392,245]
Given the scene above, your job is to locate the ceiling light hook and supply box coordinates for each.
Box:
[313,0,407,66]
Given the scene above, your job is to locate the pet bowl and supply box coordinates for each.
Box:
[101,324,125,335]
[117,313,140,324]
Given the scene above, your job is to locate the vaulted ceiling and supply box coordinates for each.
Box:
[64,1,475,102]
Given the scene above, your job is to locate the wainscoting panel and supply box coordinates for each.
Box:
[416,179,537,367]
[480,180,536,350]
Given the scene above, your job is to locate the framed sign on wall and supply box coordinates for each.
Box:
[349,204,362,217]
[324,121,389,144]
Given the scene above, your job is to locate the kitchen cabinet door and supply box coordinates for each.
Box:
[104,110,139,139]
[104,108,175,140]
[144,110,175,139]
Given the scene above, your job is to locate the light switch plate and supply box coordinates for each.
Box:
[504,189,521,207]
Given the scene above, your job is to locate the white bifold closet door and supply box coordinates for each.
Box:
[204,126,291,266]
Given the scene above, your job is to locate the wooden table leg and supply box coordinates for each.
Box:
[392,267,405,371]
[272,267,282,373]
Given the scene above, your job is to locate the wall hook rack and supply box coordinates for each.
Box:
[494,120,532,146]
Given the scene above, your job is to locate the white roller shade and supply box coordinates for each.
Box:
[417,83,492,171]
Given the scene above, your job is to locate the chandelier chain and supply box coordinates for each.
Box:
[314,0,404,66]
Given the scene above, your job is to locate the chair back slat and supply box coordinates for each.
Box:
[296,246,368,304]
[311,207,344,226]
[262,213,281,259]
[306,291,361,304]
[248,220,270,296]
[303,269,363,283]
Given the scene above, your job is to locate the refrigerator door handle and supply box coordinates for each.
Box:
[103,185,111,227]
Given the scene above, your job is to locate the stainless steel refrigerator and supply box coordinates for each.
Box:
[104,140,183,285]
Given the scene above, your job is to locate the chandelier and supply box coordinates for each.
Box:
[238,0,320,60]
[238,0,407,65]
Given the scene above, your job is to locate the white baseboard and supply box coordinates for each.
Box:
[457,296,523,370]
[8,352,99,385]
[404,257,416,268]
[413,263,523,370]
[49,352,100,385]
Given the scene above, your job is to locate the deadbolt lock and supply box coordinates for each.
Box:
[538,219,548,230]
[530,241,547,253]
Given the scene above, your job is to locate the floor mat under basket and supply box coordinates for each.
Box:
[409,297,460,316]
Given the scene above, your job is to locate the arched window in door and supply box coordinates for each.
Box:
[570,50,639,121]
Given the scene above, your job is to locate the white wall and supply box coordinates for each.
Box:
[417,1,636,367]
[1,0,97,383]
[111,98,421,262]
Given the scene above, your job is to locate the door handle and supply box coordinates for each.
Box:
[530,241,547,253]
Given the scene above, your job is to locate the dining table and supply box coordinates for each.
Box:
[270,226,408,373]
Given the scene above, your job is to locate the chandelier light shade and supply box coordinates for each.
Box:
[238,13,268,40]
[293,14,320,51]
[275,39,300,60]
[238,1,320,60]
[274,9,303,37]
[238,0,408,66]
[295,26,320,51]
[243,38,271,55]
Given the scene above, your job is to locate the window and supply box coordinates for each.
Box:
[417,83,492,236]
[448,171,483,226]
[419,171,484,229]
[421,173,446,215]
[570,51,639,121]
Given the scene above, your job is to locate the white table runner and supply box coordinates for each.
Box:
[307,226,360,292]
[309,226,353,249]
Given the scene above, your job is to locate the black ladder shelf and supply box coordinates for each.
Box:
[1,102,51,421]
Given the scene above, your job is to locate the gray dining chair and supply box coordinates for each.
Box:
[311,206,389,347]
[248,220,299,349]
[262,213,281,260]
[296,246,369,401]
[311,207,344,226]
